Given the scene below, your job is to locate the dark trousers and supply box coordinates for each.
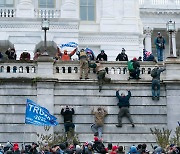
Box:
[152,79,160,97]
[97,70,111,91]
[64,122,75,132]
[130,68,140,79]
[118,107,134,126]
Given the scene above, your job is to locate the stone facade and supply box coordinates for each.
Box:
[0,0,180,61]
[0,57,180,150]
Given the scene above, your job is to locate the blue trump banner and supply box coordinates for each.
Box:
[58,42,78,49]
[25,99,59,126]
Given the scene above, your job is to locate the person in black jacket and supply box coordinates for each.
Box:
[116,48,128,61]
[61,106,75,132]
[116,89,135,128]
[96,50,107,61]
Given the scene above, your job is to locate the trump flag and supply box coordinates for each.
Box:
[25,99,59,126]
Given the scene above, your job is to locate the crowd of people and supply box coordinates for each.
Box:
[0,139,179,154]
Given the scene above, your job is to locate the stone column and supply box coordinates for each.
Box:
[143,27,153,52]
[172,32,177,57]
[16,0,34,18]
[36,55,57,135]
[61,0,78,18]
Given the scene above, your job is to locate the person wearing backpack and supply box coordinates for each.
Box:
[151,64,166,100]
[128,57,141,79]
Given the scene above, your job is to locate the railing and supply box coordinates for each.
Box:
[139,0,180,6]
[54,61,163,80]
[34,9,61,18]
[0,8,15,17]
[0,61,164,81]
[0,61,36,79]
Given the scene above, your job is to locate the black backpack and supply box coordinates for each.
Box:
[151,68,158,78]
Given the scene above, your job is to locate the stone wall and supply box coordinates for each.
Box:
[0,58,179,150]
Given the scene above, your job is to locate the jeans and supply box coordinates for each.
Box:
[152,79,160,97]
[64,122,75,132]
[129,68,140,79]
[91,123,103,138]
[157,48,164,61]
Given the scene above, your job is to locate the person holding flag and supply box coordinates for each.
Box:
[56,42,78,61]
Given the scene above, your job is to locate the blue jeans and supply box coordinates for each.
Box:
[152,79,160,97]
[157,48,164,61]
[91,123,103,138]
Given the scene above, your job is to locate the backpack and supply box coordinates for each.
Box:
[127,61,134,71]
[151,68,158,78]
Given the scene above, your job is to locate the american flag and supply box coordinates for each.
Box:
[143,49,152,61]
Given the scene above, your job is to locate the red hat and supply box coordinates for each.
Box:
[94,137,99,141]
[13,143,19,151]
[133,57,137,61]
[112,145,118,151]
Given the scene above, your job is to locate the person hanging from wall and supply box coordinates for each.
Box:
[151,64,166,100]
[115,89,135,128]
[5,48,17,60]
[128,57,141,80]
[116,48,128,61]
[89,60,111,92]
[77,48,89,80]
[61,105,75,133]
[56,47,77,61]
[91,107,108,139]
[154,32,165,61]
[96,50,107,61]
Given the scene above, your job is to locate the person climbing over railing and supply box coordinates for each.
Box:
[89,60,111,92]
[128,57,141,80]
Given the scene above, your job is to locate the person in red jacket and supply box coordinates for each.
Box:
[56,47,77,61]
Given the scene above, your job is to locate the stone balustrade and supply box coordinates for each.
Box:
[34,9,61,18]
[0,8,15,17]
[0,61,36,78]
[0,60,163,81]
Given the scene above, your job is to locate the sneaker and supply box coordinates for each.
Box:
[152,96,155,100]
[90,123,95,128]
[79,77,82,79]
[132,124,135,128]
[157,96,159,100]
[85,77,89,80]
[116,124,122,127]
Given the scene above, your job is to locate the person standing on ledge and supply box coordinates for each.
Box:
[77,48,89,80]
[115,89,135,128]
[154,32,165,61]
